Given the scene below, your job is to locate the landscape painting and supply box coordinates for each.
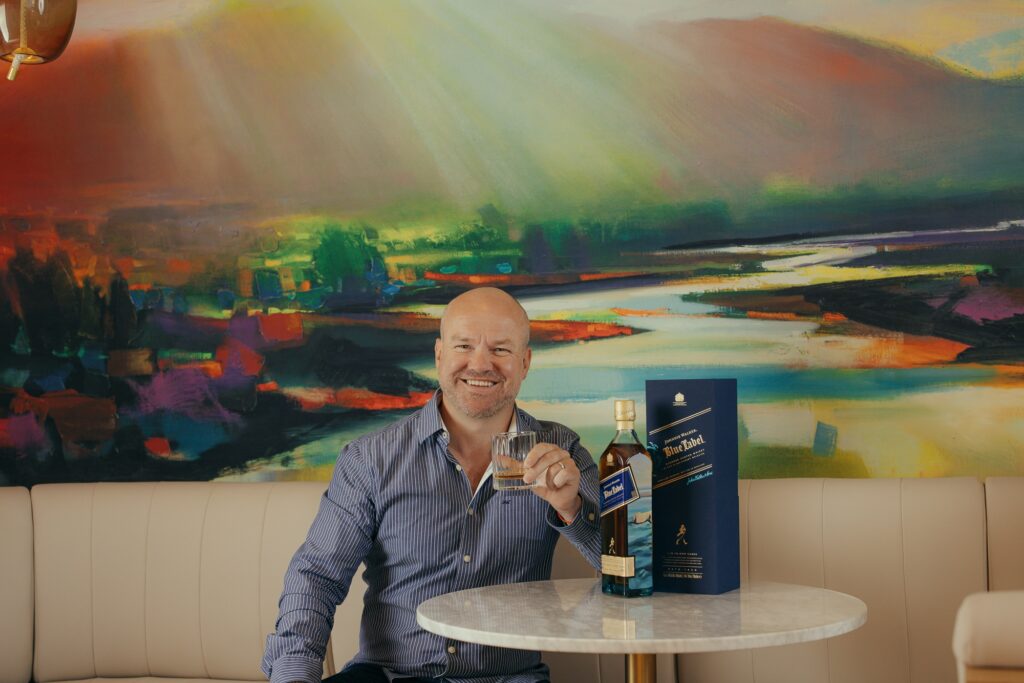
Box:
[1,0,1022,486]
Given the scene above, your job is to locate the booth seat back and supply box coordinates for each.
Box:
[30,482,352,683]
[984,477,1024,591]
[0,487,33,683]
[21,477,1018,683]
[29,481,599,683]
[682,477,988,683]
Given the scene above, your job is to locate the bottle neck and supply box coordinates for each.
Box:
[612,423,643,447]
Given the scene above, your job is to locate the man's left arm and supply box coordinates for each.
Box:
[523,429,602,570]
[552,434,601,569]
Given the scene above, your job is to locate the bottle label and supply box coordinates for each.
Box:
[601,553,636,578]
[600,466,640,517]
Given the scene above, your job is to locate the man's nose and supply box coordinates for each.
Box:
[467,345,492,371]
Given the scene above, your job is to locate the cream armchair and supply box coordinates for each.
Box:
[953,591,1024,683]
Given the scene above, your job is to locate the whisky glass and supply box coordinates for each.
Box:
[491,431,538,490]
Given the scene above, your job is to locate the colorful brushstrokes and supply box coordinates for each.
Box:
[1,1,1022,486]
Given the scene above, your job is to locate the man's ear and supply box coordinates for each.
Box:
[434,337,442,366]
[522,347,532,378]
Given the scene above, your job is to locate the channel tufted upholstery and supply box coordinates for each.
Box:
[0,486,33,683]
[3,477,1021,683]
[29,482,358,683]
[680,477,988,683]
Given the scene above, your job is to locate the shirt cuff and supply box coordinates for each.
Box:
[554,495,582,525]
[547,495,597,534]
[266,655,324,683]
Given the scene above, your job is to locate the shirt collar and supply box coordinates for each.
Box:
[415,390,541,444]
[414,391,447,444]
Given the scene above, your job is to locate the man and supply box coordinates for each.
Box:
[261,287,601,683]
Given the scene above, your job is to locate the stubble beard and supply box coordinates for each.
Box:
[441,375,516,420]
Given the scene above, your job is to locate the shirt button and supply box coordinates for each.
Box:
[467,508,475,516]
[587,513,595,522]
[463,554,471,563]
[447,645,457,654]
[455,464,463,472]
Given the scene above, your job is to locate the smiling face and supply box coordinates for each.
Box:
[435,288,532,423]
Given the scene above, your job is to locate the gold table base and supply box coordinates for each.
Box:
[627,653,656,683]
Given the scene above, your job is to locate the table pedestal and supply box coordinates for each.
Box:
[627,653,655,683]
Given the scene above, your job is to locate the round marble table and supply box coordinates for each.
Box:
[416,579,867,683]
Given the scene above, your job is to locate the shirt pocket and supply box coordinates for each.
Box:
[497,491,550,543]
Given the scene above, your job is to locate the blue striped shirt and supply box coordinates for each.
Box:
[261,392,601,683]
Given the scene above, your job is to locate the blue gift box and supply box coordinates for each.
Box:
[645,379,740,594]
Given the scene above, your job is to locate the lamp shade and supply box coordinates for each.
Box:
[1,0,77,80]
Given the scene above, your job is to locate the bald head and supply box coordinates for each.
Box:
[439,287,530,346]
[435,287,532,422]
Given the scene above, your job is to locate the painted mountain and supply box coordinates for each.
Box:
[1,9,1022,217]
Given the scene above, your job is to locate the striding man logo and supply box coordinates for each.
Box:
[675,522,688,546]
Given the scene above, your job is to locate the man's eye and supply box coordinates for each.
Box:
[455,344,471,351]
[494,348,511,355]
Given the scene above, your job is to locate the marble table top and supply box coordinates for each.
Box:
[416,579,867,654]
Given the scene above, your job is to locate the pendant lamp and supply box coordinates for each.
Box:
[1,0,77,81]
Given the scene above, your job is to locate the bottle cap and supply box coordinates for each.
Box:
[614,399,635,422]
